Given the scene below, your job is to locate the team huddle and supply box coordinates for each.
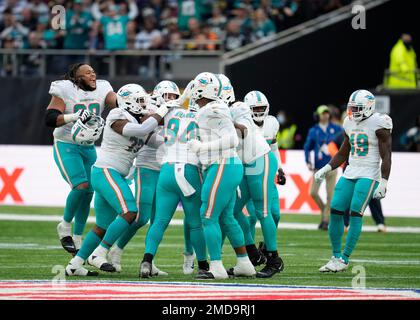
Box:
[45,63,392,279]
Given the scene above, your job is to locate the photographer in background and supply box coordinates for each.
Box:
[400,115,420,152]
[304,105,343,230]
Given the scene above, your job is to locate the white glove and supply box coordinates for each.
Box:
[211,103,223,114]
[373,178,387,199]
[63,109,91,124]
[187,139,202,153]
[314,164,332,183]
[155,103,169,118]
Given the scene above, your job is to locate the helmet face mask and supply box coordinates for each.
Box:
[218,74,235,105]
[153,80,180,103]
[347,90,375,122]
[244,90,270,122]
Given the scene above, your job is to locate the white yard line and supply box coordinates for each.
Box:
[0,213,419,234]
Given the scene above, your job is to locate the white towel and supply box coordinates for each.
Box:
[174,163,196,197]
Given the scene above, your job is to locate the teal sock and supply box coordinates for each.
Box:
[328,213,345,258]
[235,211,255,246]
[343,215,363,263]
[183,218,194,254]
[101,216,130,249]
[73,191,93,236]
[116,219,143,249]
[258,215,277,251]
[76,230,101,260]
[63,188,86,223]
[189,225,207,261]
[203,221,223,261]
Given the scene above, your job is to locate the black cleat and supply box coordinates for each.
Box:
[256,255,284,279]
[99,263,116,272]
[140,261,152,278]
[60,236,77,255]
[249,249,267,267]
[318,221,329,231]
[195,269,215,280]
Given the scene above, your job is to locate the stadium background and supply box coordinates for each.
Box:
[0,0,419,217]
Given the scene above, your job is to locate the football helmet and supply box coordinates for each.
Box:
[153,80,180,103]
[244,90,270,122]
[71,115,105,145]
[117,84,149,115]
[190,72,222,102]
[217,74,235,105]
[347,89,375,122]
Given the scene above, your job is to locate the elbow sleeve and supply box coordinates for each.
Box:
[45,109,62,128]
[122,118,158,138]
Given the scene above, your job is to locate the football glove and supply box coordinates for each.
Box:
[314,164,332,183]
[277,168,286,185]
[77,109,93,124]
[373,178,387,199]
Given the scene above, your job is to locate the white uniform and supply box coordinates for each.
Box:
[135,126,163,171]
[196,102,238,168]
[255,115,279,145]
[95,108,148,177]
[162,108,200,166]
[49,79,113,145]
[343,113,393,182]
[231,102,270,164]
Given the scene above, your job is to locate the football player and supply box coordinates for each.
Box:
[45,63,117,256]
[218,76,284,278]
[139,82,209,278]
[65,84,170,276]
[316,90,392,272]
[186,72,255,279]
[244,90,285,252]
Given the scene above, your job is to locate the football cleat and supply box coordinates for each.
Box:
[73,235,82,251]
[65,261,98,277]
[256,255,284,278]
[57,222,77,255]
[319,256,348,273]
[249,248,267,266]
[151,262,168,276]
[377,224,386,233]
[183,252,196,275]
[227,258,256,278]
[87,254,116,272]
[140,261,152,278]
[108,246,123,273]
[318,221,329,231]
[195,261,228,280]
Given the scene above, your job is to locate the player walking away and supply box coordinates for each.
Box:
[66,84,170,276]
[316,90,392,272]
[108,80,180,276]
[186,72,255,280]
[139,85,209,279]
[244,90,286,262]
[45,63,117,256]
[219,79,283,278]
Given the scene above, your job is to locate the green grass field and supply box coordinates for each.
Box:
[1,205,420,289]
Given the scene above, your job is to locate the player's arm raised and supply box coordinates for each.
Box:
[314,133,351,182]
[373,128,392,199]
[105,91,118,109]
[45,96,91,128]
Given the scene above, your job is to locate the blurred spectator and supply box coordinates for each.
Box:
[386,34,418,89]
[207,5,227,38]
[20,31,45,76]
[91,0,138,50]
[135,15,162,50]
[224,19,246,51]
[303,105,343,230]
[250,8,276,42]
[202,23,218,50]
[62,0,93,50]
[177,0,202,32]
[400,115,420,152]
[275,110,300,149]
[20,7,37,31]
[0,8,29,48]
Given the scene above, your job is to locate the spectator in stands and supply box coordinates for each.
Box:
[177,0,202,32]
[0,8,29,48]
[135,14,162,50]
[400,115,420,152]
[36,15,59,49]
[183,17,204,50]
[276,110,300,149]
[26,0,50,21]
[304,105,343,230]
[62,0,93,50]
[20,31,45,76]
[207,4,227,38]
[250,8,276,42]
[224,19,247,51]
[161,17,182,50]
[91,0,138,50]
[20,7,38,31]
[201,22,218,50]
[386,34,418,89]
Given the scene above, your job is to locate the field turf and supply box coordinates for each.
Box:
[0,205,419,289]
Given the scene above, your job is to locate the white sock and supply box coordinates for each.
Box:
[70,256,84,267]
[237,256,251,263]
[210,260,224,269]
[93,245,109,257]
[61,220,72,229]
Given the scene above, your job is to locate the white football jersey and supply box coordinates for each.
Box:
[161,108,200,165]
[231,102,270,164]
[95,108,148,177]
[196,101,238,167]
[135,126,164,171]
[255,115,279,145]
[343,112,393,182]
[49,79,113,145]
